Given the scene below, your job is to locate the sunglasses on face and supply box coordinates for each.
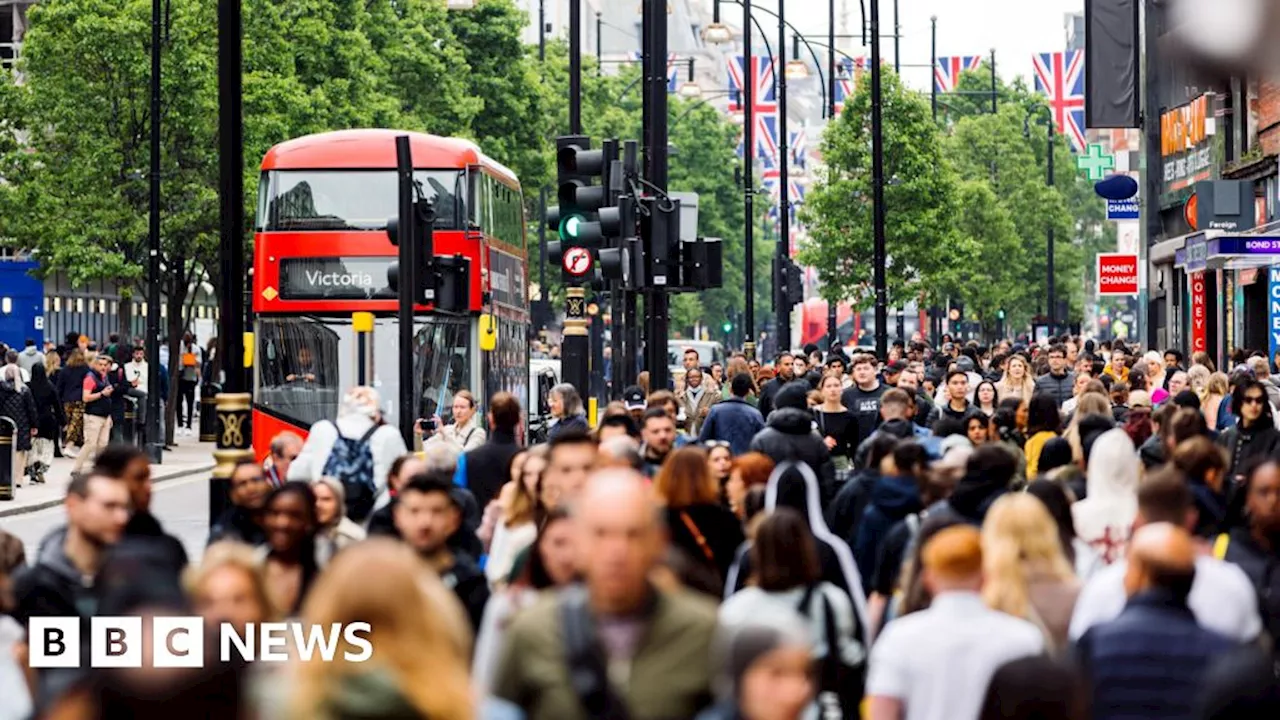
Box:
[1244,395,1267,406]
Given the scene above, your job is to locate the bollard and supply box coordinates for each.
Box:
[0,417,12,501]
[200,382,222,442]
[122,400,137,446]
[210,392,253,526]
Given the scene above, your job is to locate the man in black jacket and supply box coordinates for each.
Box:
[208,460,268,546]
[13,470,130,712]
[93,444,187,574]
[1035,343,1076,408]
[750,381,837,504]
[463,391,522,511]
[758,351,795,419]
[394,472,490,631]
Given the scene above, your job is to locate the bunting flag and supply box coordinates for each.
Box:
[832,57,864,115]
[934,55,983,94]
[1032,50,1087,152]
[726,54,779,162]
[790,127,808,169]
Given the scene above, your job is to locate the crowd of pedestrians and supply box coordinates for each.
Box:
[5,335,1280,719]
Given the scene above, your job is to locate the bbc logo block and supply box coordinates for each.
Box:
[29,616,205,668]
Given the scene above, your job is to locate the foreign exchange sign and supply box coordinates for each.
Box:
[1097,253,1139,296]
[1161,95,1213,193]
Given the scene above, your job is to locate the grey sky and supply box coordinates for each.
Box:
[730,0,1085,92]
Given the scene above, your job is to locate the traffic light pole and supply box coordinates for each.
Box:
[643,0,670,392]
[775,0,791,354]
[395,136,417,447]
[560,0,589,402]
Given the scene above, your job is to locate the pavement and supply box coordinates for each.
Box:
[0,434,217,564]
[0,433,215,518]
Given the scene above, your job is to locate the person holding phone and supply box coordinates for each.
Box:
[73,354,115,476]
[420,389,487,454]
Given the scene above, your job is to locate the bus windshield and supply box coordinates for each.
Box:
[258,170,466,232]
[254,315,472,430]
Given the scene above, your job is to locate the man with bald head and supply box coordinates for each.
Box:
[1076,523,1239,720]
[494,469,719,720]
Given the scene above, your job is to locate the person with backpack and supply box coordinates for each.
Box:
[287,386,407,523]
[720,508,864,719]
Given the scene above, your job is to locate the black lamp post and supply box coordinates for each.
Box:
[1025,103,1056,335]
[146,0,163,463]
[869,0,887,359]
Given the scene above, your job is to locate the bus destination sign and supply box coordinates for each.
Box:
[279,257,397,300]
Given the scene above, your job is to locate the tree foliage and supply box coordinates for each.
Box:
[799,69,959,309]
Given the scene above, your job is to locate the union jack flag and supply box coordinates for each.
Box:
[934,55,983,94]
[833,57,863,115]
[726,55,778,161]
[631,52,681,93]
[790,127,808,169]
[1032,50,1086,152]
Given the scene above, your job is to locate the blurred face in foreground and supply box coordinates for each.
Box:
[577,472,662,613]
[739,646,814,720]
[194,565,268,634]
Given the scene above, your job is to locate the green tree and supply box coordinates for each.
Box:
[800,68,959,310]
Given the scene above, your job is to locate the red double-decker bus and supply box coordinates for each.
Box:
[251,129,529,459]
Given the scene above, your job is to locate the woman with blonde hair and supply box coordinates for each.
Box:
[485,444,546,586]
[1063,392,1113,464]
[1202,371,1229,431]
[981,493,1080,652]
[1186,364,1211,400]
[185,541,278,635]
[283,538,473,720]
[654,446,745,586]
[994,354,1036,404]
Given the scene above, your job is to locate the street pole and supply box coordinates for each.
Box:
[1046,119,1056,335]
[643,0,670,390]
[537,188,547,334]
[930,16,937,122]
[146,0,163,464]
[776,0,790,353]
[569,0,581,134]
[596,12,602,77]
[538,0,545,61]
[892,0,900,73]
[742,0,756,361]
[395,136,417,447]
[826,0,837,350]
[870,0,888,359]
[212,0,249,527]
[990,49,997,113]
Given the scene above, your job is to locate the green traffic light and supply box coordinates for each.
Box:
[559,214,585,240]
[723,322,732,333]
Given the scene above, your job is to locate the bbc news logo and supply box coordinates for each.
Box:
[29,617,373,668]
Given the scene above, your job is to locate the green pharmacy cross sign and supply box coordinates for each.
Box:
[1076,144,1115,181]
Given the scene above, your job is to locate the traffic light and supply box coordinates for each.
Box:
[555,135,606,250]
[386,198,437,305]
[677,237,723,290]
[640,196,680,287]
[785,258,803,306]
[997,309,1006,320]
[723,321,732,333]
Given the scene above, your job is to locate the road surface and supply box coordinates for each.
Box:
[7,473,210,565]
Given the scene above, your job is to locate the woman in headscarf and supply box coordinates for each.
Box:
[310,476,367,564]
[26,362,62,484]
[0,364,35,487]
[1071,429,1140,565]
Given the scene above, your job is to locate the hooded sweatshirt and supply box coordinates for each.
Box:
[852,474,922,590]
[1072,429,1139,566]
[16,345,44,376]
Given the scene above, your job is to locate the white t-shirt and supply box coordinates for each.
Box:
[1068,554,1262,642]
[867,592,1044,720]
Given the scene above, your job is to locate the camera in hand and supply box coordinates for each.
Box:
[419,417,437,431]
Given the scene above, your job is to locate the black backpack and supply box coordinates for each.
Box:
[797,584,864,720]
[320,422,380,521]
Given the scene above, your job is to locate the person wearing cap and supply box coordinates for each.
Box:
[882,360,907,388]
[700,373,766,457]
[623,384,648,424]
